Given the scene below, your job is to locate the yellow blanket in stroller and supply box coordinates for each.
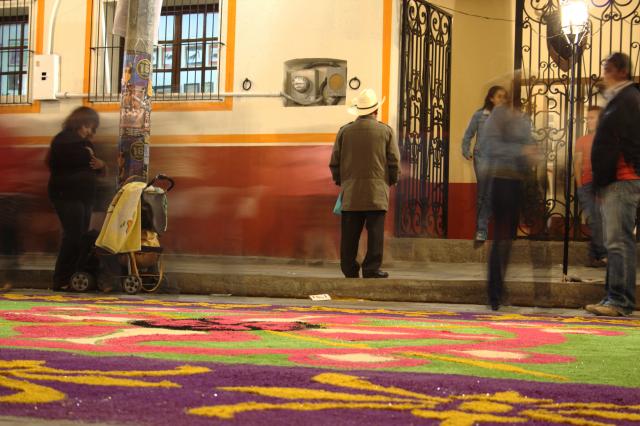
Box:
[96,182,146,254]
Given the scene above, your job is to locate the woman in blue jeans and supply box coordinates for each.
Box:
[462,86,507,242]
[47,107,105,291]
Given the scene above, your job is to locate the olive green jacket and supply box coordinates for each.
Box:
[329,115,400,211]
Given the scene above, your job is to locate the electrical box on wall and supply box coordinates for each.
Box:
[32,54,61,100]
[283,58,347,107]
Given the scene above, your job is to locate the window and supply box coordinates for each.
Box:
[89,0,222,103]
[0,1,36,105]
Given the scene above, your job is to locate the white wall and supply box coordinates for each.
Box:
[4,0,517,188]
[5,0,388,139]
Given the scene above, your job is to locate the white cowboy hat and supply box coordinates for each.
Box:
[348,88,385,116]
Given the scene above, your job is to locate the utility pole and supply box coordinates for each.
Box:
[117,0,159,186]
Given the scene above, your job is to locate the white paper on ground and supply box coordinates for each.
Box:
[309,294,332,301]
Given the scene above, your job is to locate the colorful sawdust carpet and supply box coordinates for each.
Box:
[1,293,640,425]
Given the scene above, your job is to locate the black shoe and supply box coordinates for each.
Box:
[51,281,71,292]
[363,270,389,279]
[490,303,500,311]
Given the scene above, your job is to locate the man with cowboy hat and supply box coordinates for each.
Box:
[329,88,400,278]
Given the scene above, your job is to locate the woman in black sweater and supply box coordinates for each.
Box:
[48,107,105,290]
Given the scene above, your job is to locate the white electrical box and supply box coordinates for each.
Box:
[32,54,60,100]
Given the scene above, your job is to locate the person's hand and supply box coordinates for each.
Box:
[90,156,105,170]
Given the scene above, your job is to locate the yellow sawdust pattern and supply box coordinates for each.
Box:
[404,352,569,381]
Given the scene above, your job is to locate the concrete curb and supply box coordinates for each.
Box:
[7,268,604,309]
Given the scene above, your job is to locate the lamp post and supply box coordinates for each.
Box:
[560,0,590,279]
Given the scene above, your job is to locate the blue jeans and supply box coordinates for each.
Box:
[577,183,606,260]
[600,179,640,313]
[474,154,492,234]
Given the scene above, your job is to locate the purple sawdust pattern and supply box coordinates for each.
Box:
[1,349,640,426]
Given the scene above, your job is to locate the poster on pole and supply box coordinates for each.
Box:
[117,52,153,186]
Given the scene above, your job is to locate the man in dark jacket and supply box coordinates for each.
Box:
[329,88,400,278]
[586,53,640,316]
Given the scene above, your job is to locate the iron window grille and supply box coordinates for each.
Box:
[515,0,640,240]
[0,0,36,105]
[89,0,222,103]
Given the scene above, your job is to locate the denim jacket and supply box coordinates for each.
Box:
[462,108,492,158]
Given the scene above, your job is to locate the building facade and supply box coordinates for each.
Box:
[5,0,599,258]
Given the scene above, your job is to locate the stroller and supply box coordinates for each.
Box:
[69,174,175,294]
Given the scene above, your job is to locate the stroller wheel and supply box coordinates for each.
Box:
[122,275,142,294]
[70,272,95,292]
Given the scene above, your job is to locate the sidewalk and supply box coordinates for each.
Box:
[3,251,608,308]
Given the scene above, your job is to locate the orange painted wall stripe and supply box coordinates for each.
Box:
[381,0,392,124]
[151,133,335,144]
[0,103,40,113]
[35,0,45,54]
[10,133,336,146]
[223,0,236,95]
[0,0,44,114]
[83,0,93,98]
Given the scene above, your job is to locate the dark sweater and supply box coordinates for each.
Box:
[47,129,97,201]
[591,83,640,188]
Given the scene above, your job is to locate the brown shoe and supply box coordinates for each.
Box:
[590,305,628,317]
[584,304,602,314]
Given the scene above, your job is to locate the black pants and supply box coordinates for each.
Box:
[340,211,386,277]
[0,195,22,283]
[488,178,522,306]
[51,198,93,288]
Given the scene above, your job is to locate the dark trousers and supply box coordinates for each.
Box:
[340,210,386,277]
[0,195,22,283]
[488,178,522,306]
[51,198,93,288]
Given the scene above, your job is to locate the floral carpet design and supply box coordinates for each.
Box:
[1,293,639,425]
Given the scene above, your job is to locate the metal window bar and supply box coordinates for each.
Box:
[0,0,35,105]
[515,0,640,241]
[89,0,221,103]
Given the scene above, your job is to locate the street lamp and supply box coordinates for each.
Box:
[560,0,590,280]
[561,1,589,43]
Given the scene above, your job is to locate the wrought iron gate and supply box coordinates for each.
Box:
[515,0,640,239]
[396,1,452,238]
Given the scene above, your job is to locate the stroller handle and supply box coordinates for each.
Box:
[147,174,175,192]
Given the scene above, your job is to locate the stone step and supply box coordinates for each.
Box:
[2,254,607,309]
[387,238,617,265]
